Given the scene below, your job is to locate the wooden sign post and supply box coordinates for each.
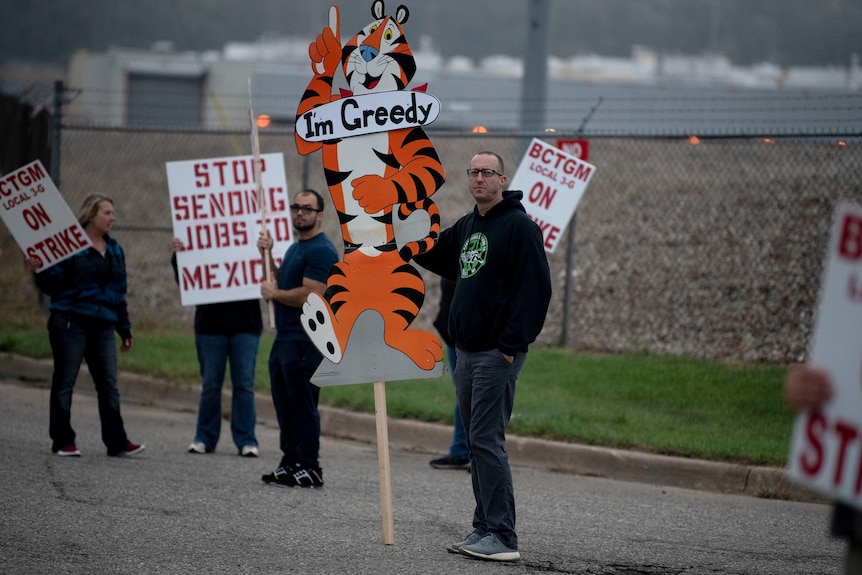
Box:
[374,381,395,544]
[249,80,275,328]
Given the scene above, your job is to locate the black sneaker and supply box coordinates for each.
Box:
[429,455,470,470]
[108,442,145,457]
[262,465,324,488]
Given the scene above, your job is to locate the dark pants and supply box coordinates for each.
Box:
[453,348,526,551]
[268,338,323,469]
[47,312,129,453]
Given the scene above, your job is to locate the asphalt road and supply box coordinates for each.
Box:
[0,373,845,575]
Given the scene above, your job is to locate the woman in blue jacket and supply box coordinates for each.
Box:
[27,194,144,457]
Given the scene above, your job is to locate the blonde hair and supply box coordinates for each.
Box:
[76,194,113,228]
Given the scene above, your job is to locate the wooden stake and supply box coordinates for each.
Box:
[248,79,275,328]
[373,381,395,544]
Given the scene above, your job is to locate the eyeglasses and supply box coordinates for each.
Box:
[466,168,502,178]
[289,204,322,214]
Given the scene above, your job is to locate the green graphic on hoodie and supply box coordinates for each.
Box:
[460,232,488,278]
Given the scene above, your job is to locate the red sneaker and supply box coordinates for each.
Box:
[56,445,81,457]
[110,442,145,457]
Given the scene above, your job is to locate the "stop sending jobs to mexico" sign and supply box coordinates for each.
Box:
[787,202,862,510]
[0,159,91,271]
[508,138,596,253]
[166,153,292,306]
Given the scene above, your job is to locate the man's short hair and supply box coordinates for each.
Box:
[298,189,325,211]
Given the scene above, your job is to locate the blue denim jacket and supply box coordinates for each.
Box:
[34,234,131,339]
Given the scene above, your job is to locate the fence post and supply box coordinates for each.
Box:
[559,215,575,346]
[39,80,65,312]
[51,80,63,186]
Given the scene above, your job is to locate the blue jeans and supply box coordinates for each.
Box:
[47,312,129,453]
[453,348,526,551]
[268,339,323,469]
[447,346,469,459]
[194,332,260,452]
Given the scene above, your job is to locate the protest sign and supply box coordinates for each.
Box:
[787,202,862,509]
[166,153,291,306]
[508,138,596,252]
[0,159,90,271]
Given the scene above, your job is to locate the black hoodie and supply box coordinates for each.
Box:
[415,190,552,356]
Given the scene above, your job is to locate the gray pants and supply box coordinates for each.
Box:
[453,348,526,551]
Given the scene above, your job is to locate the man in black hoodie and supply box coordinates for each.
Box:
[414,151,552,562]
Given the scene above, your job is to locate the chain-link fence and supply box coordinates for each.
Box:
[37,125,857,364]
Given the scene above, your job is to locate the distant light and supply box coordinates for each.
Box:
[257,114,271,128]
[688,135,700,145]
[837,140,847,148]
[471,125,488,133]
[544,127,557,133]
[763,138,775,144]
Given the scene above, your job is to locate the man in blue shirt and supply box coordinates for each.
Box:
[257,189,338,488]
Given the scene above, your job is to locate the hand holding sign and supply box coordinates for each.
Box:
[785,364,835,411]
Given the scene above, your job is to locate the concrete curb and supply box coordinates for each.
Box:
[0,352,822,502]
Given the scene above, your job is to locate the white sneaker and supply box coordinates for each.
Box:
[240,445,259,457]
[188,441,207,454]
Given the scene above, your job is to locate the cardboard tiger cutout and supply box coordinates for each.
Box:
[295,1,446,379]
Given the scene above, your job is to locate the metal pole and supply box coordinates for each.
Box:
[301,154,310,192]
[518,0,551,156]
[41,80,64,311]
[560,216,575,346]
[560,98,603,346]
[51,80,63,186]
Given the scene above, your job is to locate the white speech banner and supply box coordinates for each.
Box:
[787,201,862,509]
[0,159,91,271]
[508,138,596,253]
[166,153,292,306]
[295,90,441,142]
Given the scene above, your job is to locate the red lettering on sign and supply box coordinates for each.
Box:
[183,221,248,251]
[834,420,859,486]
[570,163,592,182]
[800,411,826,476]
[181,264,221,291]
[268,186,286,212]
[528,142,592,182]
[271,216,292,242]
[527,141,544,160]
[527,182,557,210]
[193,158,268,190]
[173,190,261,222]
[194,163,209,188]
[22,202,51,230]
[233,159,251,185]
[798,410,862,495]
[0,161,46,196]
[181,258,267,293]
[849,272,862,302]
[527,213,562,250]
[839,214,862,260]
[24,224,88,269]
[224,258,265,288]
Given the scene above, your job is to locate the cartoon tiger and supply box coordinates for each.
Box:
[295,1,445,371]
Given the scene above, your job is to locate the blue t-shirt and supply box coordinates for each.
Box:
[274,232,338,341]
